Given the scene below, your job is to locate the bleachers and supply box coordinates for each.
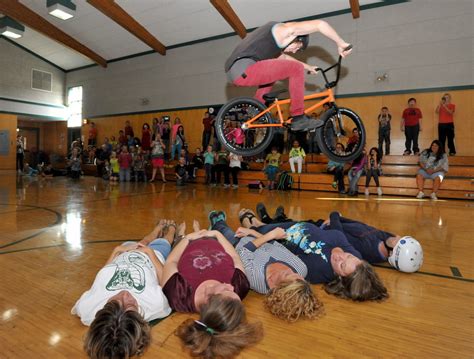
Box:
[81,154,474,200]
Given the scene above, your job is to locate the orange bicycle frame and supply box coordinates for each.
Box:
[243,88,336,129]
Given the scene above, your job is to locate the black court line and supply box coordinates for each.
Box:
[450,266,463,277]
[0,204,63,250]
[373,263,474,283]
[0,239,140,255]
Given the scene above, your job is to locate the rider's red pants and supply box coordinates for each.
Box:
[233,59,305,116]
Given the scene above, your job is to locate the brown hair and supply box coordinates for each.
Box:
[263,279,324,322]
[324,261,388,301]
[175,295,262,359]
[84,301,151,359]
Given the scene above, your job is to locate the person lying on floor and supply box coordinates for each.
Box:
[255,204,423,273]
[237,209,388,302]
[161,220,262,359]
[72,219,174,359]
[208,210,323,322]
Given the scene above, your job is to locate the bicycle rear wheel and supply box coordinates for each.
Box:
[316,107,366,162]
[215,97,275,157]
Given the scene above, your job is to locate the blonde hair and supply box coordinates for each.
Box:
[263,279,324,322]
[324,261,388,301]
[175,295,262,359]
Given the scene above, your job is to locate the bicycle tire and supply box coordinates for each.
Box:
[316,107,366,162]
[215,97,275,157]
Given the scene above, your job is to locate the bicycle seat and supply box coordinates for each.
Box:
[263,89,288,102]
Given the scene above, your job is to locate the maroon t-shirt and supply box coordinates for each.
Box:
[124,125,134,138]
[163,238,250,313]
[402,108,422,127]
[118,153,132,169]
[203,117,213,132]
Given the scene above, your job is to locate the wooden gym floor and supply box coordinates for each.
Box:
[0,173,472,358]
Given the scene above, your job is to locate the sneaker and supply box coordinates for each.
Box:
[414,151,420,156]
[403,150,411,156]
[232,184,238,189]
[208,210,226,228]
[377,187,383,196]
[449,152,456,156]
[256,203,271,223]
[416,191,425,199]
[331,181,337,189]
[430,192,438,200]
[290,115,324,131]
[223,184,230,188]
[274,206,287,221]
[364,188,370,196]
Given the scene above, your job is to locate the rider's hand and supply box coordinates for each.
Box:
[305,65,319,75]
[338,42,352,58]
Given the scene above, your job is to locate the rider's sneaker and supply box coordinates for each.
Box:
[290,115,324,131]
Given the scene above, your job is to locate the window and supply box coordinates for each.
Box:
[67,86,83,128]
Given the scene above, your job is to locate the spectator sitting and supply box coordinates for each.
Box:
[68,148,82,179]
[346,128,360,153]
[40,164,54,178]
[289,140,305,174]
[188,147,204,180]
[327,143,347,194]
[23,163,39,177]
[175,157,188,186]
[347,148,367,196]
[364,147,383,196]
[416,140,449,200]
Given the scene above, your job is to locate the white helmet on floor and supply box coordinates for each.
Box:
[388,236,423,273]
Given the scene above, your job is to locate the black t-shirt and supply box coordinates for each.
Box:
[175,164,186,177]
[282,222,362,284]
[191,155,204,168]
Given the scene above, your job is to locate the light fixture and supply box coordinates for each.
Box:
[47,0,76,20]
[0,16,25,39]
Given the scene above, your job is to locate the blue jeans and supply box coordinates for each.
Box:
[348,168,365,192]
[212,221,239,246]
[123,238,171,260]
[119,168,131,182]
[253,222,297,234]
[171,142,182,161]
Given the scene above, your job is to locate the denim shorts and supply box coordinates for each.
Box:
[418,169,445,181]
[122,238,171,261]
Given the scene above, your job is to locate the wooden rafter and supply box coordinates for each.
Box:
[0,0,107,67]
[87,0,166,55]
[210,0,246,38]
[349,0,360,19]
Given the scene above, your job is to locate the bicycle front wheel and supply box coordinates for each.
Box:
[215,97,275,157]
[316,107,366,162]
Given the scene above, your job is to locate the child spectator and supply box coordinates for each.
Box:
[346,128,360,153]
[109,151,119,182]
[202,111,214,150]
[188,147,204,180]
[377,107,391,155]
[214,149,230,187]
[436,93,456,156]
[68,148,82,179]
[401,98,422,155]
[40,164,54,178]
[161,120,171,158]
[118,146,133,182]
[347,148,367,196]
[141,123,152,153]
[88,122,97,147]
[264,147,281,190]
[124,120,134,139]
[150,133,166,183]
[416,140,449,200]
[327,143,347,194]
[23,163,38,177]
[229,152,242,189]
[118,130,127,147]
[289,140,305,174]
[133,147,147,182]
[364,147,383,196]
[175,157,188,186]
[203,145,215,185]
[109,135,117,148]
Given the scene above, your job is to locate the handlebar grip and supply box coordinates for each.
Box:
[344,44,353,52]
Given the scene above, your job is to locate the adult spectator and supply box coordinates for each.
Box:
[88,122,97,147]
[401,98,422,156]
[124,120,134,139]
[95,144,110,178]
[141,123,152,152]
[436,93,456,156]
[202,111,214,150]
[16,135,24,174]
[416,140,449,200]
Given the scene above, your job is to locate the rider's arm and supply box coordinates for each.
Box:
[276,20,351,55]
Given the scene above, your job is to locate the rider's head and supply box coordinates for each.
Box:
[283,35,309,54]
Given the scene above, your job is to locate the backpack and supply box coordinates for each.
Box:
[277,171,293,191]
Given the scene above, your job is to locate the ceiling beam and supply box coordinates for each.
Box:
[0,0,107,67]
[349,0,360,19]
[87,0,166,55]
[210,0,246,38]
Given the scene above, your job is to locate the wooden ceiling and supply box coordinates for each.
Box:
[0,0,376,71]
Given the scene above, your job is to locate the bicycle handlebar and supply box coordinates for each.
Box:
[315,44,352,88]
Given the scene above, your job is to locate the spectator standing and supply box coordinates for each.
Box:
[133,147,147,182]
[150,133,166,183]
[124,120,134,139]
[188,148,204,180]
[436,93,456,156]
[109,151,119,183]
[95,144,110,178]
[88,122,97,147]
[263,147,281,190]
[401,98,422,155]
[229,152,242,189]
[161,120,171,158]
[416,140,449,200]
[118,146,133,182]
[214,149,230,187]
[171,126,186,161]
[16,135,24,174]
[377,107,391,155]
[203,145,215,185]
[202,111,214,150]
[118,130,127,147]
[141,123,152,152]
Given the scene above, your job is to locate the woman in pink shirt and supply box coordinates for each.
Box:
[162,224,262,358]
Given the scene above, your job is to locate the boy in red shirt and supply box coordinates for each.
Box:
[401,98,422,155]
[436,93,456,155]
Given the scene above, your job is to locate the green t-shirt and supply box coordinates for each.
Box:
[266,153,281,167]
